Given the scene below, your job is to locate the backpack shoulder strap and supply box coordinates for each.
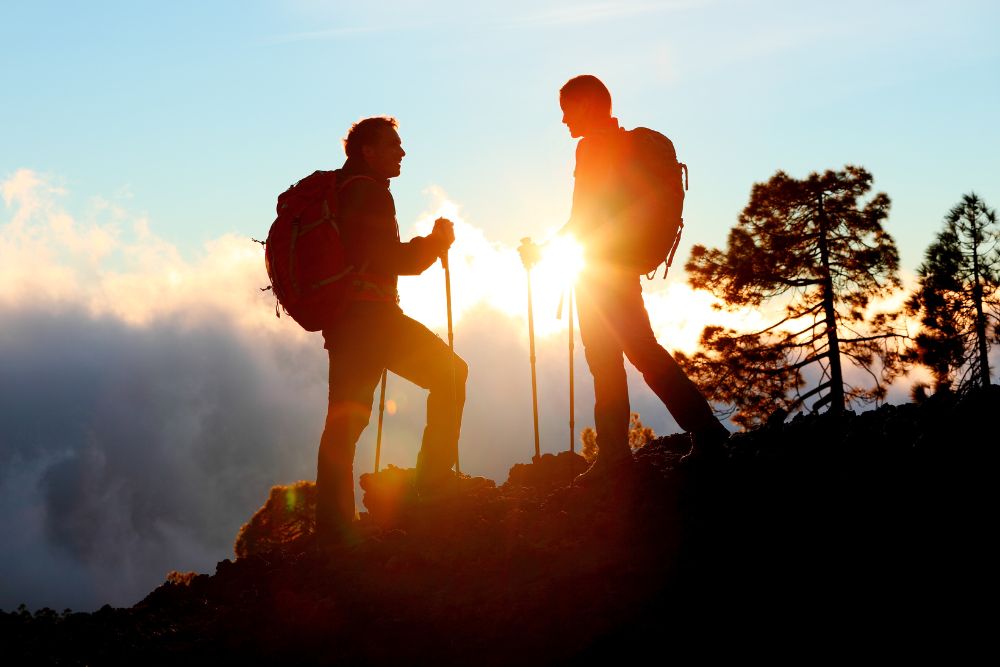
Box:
[336,174,376,192]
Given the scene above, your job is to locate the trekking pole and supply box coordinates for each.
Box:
[442,248,460,474]
[374,369,387,473]
[568,287,575,453]
[556,287,576,454]
[521,238,541,462]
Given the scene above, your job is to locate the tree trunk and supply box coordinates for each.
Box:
[817,194,845,413]
[969,213,992,388]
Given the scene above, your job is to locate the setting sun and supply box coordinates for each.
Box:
[536,235,585,289]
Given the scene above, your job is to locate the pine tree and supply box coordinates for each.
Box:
[906,193,1000,392]
[680,165,906,428]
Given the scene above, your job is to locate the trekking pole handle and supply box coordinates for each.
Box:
[518,237,541,270]
[434,217,454,269]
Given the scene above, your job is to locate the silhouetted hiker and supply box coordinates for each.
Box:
[317,116,467,543]
[520,75,729,484]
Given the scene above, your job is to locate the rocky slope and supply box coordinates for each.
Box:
[3,386,995,664]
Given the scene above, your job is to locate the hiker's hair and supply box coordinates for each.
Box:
[344,116,399,158]
[560,75,612,115]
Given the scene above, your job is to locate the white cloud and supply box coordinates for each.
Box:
[2,168,65,229]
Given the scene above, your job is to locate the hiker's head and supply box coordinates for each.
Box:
[344,116,405,179]
[559,75,612,138]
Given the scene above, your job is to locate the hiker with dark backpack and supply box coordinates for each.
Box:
[519,75,729,485]
[265,116,466,544]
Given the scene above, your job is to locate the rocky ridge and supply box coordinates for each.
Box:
[3,386,995,664]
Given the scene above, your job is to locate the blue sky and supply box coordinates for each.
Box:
[2,0,999,612]
[4,0,998,265]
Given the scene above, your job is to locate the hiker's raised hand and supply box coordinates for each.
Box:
[431,217,455,251]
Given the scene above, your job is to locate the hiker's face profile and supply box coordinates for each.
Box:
[560,95,593,139]
[363,128,406,179]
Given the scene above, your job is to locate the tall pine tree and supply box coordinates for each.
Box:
[906,193,999,392]
[680,166,905,428]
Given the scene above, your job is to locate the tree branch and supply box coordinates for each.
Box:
[840,332,908,344]
[783,351,828,372]
[787,381,831,412]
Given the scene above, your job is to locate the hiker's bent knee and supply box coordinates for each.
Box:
[453,355,469,386]
[626,343,671,375]
[428,354,467,391]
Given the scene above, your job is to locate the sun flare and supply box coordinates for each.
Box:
[397,198,758,343]
[535,235,585,289]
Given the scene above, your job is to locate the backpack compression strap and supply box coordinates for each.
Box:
[648,160,689,280]
[349,273,399,304]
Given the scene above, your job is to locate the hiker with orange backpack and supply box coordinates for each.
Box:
[519,75,729,485]
[264,116,466,544]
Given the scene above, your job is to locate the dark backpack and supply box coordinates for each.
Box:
[622,127,688,277]
[263,170,371,332]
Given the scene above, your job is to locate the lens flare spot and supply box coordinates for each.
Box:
[538,235,585,287]
[385,399,397,415]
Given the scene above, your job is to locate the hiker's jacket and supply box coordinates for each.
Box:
[561,116,634,267]
[336,156,445,291]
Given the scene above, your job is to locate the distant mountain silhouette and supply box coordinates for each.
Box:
[4,385,995,664]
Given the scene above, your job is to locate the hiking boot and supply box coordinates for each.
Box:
[573,450,636,488]
[678,423,730,469]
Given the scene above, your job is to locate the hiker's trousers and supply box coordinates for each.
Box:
[317,302,467,532]
[576,267,718,454]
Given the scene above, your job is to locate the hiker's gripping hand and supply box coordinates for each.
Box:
[431,217,455,254]
[518,238,542,270]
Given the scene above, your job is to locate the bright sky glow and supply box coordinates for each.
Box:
[537,235,585,290]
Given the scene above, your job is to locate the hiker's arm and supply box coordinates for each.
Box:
[381,233,444,276]
[559,143,587,238]
[380,218,453,276]
[562,141,607,240]
[340,180,447,276]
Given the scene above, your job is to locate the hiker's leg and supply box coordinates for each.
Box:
[384,311,468,480]
[576,275,630,456]
[615,276,719,433]
[317,315,384,536]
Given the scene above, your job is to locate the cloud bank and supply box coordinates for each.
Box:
[0,170,719,612]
